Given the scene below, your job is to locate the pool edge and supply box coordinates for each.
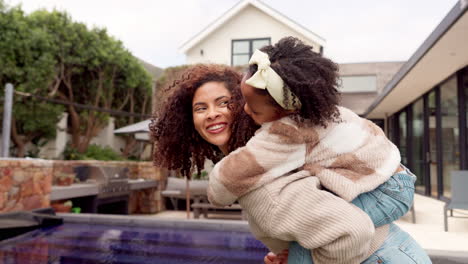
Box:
[57,213,251,232]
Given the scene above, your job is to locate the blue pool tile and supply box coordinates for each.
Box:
[0,223,269,264]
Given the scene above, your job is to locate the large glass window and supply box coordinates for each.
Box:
[440,76,459,198]
[388,116,396,144]
[412,98,425,193]
[464,69,468,167]
[232,38,270,66]
[428,90,439,197]
[398,111,408,166]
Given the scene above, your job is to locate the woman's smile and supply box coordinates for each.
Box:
[206,122,228,133]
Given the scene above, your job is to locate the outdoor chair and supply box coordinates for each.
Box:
[443,170,468,231]
[191,196,245,220]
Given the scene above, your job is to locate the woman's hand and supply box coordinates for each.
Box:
[264,250,289,264]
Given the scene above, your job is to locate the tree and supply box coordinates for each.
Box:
[114,54,154,158]
[1,4,153,157]
[0,2,63,157]
[29,10,153,153]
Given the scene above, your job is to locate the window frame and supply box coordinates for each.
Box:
[338,74,378,93]
[231,38,271,66]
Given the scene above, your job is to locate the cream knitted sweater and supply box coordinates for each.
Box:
[208,107,400,264]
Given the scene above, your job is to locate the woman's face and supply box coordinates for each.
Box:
[192,81,233,154]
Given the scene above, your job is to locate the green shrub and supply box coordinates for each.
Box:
[63,144,124,161]
[191,170,208,180]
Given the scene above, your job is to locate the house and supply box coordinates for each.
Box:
[338,62,405,117]
[364,0,468,201]
[179,0,325,66]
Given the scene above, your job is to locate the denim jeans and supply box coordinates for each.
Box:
[288,224,431,263]
[351,168,416,227]
[361,223,432,263]
[288,168,420,264]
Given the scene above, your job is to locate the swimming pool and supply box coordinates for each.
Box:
[0,214,269,264]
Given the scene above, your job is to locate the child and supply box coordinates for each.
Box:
[208,37,431,264]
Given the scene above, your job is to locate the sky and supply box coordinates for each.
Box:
[6,0,460,69]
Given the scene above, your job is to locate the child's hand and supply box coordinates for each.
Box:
[264,250,289,264]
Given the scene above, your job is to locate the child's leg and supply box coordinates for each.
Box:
[351,166,416,227]
[288,224,431,264]
[288,241,314,264]
[361,223,432,263]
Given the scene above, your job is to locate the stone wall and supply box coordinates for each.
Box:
[0,159,53,213]
[1,159,167,214]
[129,162,168,214]
[51,160,153,185]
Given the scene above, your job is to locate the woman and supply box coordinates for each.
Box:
[150,64,257,177]
[150,64,430,264]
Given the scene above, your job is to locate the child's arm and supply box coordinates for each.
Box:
[208,120,306,206]
[351,169,416,227]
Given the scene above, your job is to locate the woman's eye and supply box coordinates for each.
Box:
[194,107,206,112]
[219,100,229,106]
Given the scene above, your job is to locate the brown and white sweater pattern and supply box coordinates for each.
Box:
[208,106,401,264]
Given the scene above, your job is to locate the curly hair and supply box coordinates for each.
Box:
[247,36,341,127]
[150,64,258,178]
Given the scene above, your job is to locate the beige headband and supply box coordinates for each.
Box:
[245,49,301,110]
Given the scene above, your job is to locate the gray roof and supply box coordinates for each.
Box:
[114,119,151,134]
[363,1,468,117]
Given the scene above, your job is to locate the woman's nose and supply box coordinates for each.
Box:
[207,107,221,120]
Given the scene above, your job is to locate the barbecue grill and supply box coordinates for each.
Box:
[75,165,131,214]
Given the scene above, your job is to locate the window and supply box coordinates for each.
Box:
[231,38,270,66]
[463,69,468,168]
[398,111,408,165]
[338,75,377,93]
[412,98,425,193]
[428,90,439,197]
[388,115,397,144]
[440,75,459,198]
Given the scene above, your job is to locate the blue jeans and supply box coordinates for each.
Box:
[288,224,431,263]
[352,168,416,227]
[288,168,421,263]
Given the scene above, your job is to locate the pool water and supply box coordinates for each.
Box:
[0,223,269,264]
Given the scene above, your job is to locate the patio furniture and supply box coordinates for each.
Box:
[162,177,245,219]
[444,170,468,231]
[410,204,416,223]
[191,196,245,220]
[161,177,208,210]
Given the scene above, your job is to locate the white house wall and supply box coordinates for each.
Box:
[36,114,126,159]
[39,113,68,159]
[186,5,321,65]
[90,117,126,154]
